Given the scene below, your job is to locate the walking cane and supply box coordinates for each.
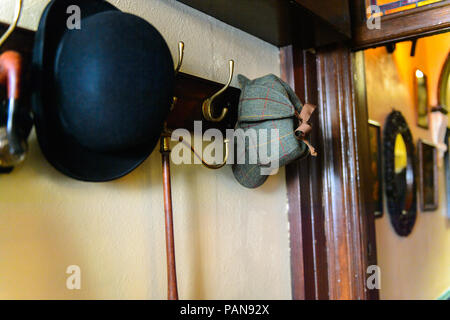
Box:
[159,131,229,300]
[158,42,185,301]
[160,132,178,300]
[158,42,230,300]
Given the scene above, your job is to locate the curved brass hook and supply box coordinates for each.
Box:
[171,41,184,111]
[202,60,234,122]
[0,0,23,48]
[179,137,229,170]
[174,41,184,76]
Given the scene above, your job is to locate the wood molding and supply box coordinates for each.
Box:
[352,0,450,50]
[294,0,352,38]
[282,46,329,300]
[284,44,379,300]
[352,50,379,300]
[316,46,375,299]
[316,46,360,299]
[177,0,352,48]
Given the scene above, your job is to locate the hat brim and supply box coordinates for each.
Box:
[32,0,158,182]
[232,163,269,189]
[36,122,157,182]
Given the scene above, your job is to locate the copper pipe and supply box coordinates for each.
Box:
[160,134,179,300]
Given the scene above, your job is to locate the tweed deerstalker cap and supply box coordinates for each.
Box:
[232,74,316,188]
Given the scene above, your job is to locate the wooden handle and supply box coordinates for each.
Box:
[161,139,179,300]
[0,51,22,99]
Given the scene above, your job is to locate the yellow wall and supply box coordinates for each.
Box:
[0,0,291,299]
[365,32,450,300]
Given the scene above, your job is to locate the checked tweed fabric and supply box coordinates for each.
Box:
[232,74,310,189]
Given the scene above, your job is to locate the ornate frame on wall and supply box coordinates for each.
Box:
[417,140,439,211]
[368,120,383,218]
[446,129,450,218]
[438,52,449,111]
[383,110,417,236]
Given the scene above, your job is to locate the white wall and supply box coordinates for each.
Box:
[0,0,291,299]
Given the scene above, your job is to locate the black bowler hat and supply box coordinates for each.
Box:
[32,0,174,181]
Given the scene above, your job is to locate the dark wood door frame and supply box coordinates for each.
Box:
[283,2,450,300]
[282,45,378,300]
[281,47,328,300]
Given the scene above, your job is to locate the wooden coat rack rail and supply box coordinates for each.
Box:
[0,23,241,134]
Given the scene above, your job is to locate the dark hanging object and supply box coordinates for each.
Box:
[0,51,29,169]
[0,0,32,172]
[383,110,417,236]
[431,105,448,114]
[31,0,174,181]
[410,39,417,57]
[385,43,396,54]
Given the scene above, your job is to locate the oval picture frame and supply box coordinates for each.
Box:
[383,110,417,236]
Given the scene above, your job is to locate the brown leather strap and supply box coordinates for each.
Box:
[301,139,317,157]
[294,103,317,157]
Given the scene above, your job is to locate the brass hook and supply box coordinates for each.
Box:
[171,42,184,111]
[179,136,229,170]
[174,41,184,76]
[0,0,23,48]
[202,60,234,122]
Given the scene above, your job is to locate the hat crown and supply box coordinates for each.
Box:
[54,11,174,152]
